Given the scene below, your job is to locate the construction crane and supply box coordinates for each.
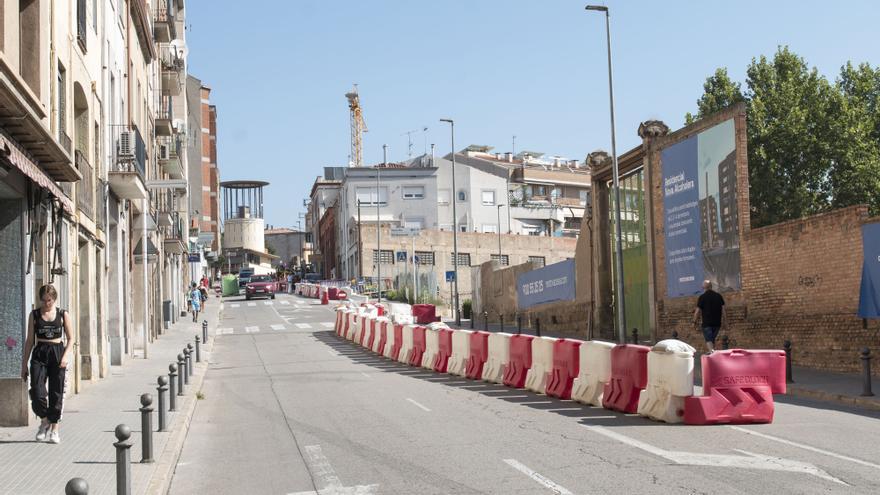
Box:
[345,85,367,167]
[401,127,428,158]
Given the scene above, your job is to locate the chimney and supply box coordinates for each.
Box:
[570,159,579,168]
[553,157,561,168]
[504,152,513,162]
[494,152,501,160]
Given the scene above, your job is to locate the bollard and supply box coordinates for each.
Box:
[861,348,874,397]
[114,424,132,495]
[186,344,194,379]
[65,477,89,495]
[721,335,729,350]
[672,330,679,340]
[202,320,208,343]
[517,314,522,335]
[168,364,178,409]
[535,318,541,337]
[631,328,639,345]
[195,335,201,363]
[483,311,489,331]
[470,312,474,329]
[139,394,154,463]
[783,340,794,383]
[177,354,186,394]
[184,348,191,384]
[156,376,168,432]
[499,314,504,333]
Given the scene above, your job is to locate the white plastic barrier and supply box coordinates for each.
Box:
[422,326,441,369]
[334,307,346,333]
[345,312,360,341]
[362,304,380,318]
[482,332,514,383]
[383,322,397,358]
[571,340,616,406]
[397,324,418,364]
[447,329,473,376]
[352,314,370,344]
[392,313,415,325]
[361,316,378,348]
[371,318,389,353]
[637,339,695,423]
[524,337,558,394]
[388,302,412,319]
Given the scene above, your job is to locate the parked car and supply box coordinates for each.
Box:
[245,274,277,300]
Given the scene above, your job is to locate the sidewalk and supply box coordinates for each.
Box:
[0,298,222,495]
[446,317,880,413]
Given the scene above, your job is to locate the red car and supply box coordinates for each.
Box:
[245,274,277,300]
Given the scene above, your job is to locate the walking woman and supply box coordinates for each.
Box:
[20,284,73,444]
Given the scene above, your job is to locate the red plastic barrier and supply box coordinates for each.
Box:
[408,326,427,366]
[684,349,786,425]
[390,324,404,360]
[321,291,329,305]
[376,304,385,316]
[358,316,368,345]
[342,313,351,338]
[433,328,454,372]
[376,321,389,355]
[503,335,535,388]
[465,331,491,380]
[328,287,339,300]
[335,311,343,335]
[412,304,438,324]
[338,290,347,300]
[364,319,377,350]
[602,344,650,413]
[545,339,582,399]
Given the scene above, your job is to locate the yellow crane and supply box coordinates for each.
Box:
[345,85,367,167]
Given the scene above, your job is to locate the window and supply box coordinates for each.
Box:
[535,185,546,196]
[459,224,468,233]
[451,252,471,266]
[439,224,453,231]
[356,186,388,206]
[528,256,546,268]
[481,190,496,206]
[579,189,590,206]
[481,224,498,233]
[414,251,434,265]
[564,217,582,230]
[438,189,450,205]
[403,218,423,229]
[457,190,467,202]
[402,185,425,199]
[550,187,561,200]
[57,64,67,140]
[372,249,394,264]
[491,254,509,266]
[76,0,87,51]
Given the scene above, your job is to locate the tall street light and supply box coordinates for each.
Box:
[496,204,505,260]
[377,144,387,303]
[586,4,627,344]
[439,118,461,325]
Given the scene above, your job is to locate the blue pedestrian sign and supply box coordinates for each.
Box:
[414,255,421,265]
[188,253,200,263]
[445,270,455,282]
[396,251,407,262]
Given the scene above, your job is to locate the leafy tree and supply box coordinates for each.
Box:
[686,47,880,227]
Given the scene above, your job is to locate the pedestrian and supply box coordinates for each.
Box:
[20,284,73,444]
[199,283,208,308]
[693,280,725,354]
[190,283,202,322]
[287,272,293,294]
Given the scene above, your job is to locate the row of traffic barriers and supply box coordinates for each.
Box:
[333,303,787,425]
[65,329,209,494]
[295,283,348,302]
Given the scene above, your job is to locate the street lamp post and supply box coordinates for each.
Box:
[496,204,505,260]
[586,4,627,344]
[378,144,386,303]
[439,118,461,325]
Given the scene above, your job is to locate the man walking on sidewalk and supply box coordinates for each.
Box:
[694,280,725,354]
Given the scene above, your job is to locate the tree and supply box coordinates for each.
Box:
[686,47,880,227]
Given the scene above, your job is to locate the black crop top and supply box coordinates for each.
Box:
[33,309,66,340]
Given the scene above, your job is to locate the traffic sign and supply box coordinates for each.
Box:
[414,255,421,265]
[188,253,200,262]
[396,251,407,262]
[445,270,455,282]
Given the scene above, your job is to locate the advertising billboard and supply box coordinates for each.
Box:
[662,118,741,297]
[516,259,576,309]
[859,223,880,318]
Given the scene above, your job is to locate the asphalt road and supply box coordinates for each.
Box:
[169,292,880,494]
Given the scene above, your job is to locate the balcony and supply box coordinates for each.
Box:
[107,125,148,206]
[158,136,184,179]
[159,45,183,96]
[162,213,186,254]
[96,179,107,231]
[155,93,173,136]
[75,151,94,220]
[153,0,177,43]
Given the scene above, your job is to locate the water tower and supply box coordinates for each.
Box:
[221,180,269,271]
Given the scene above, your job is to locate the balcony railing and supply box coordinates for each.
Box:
[109,124,146,180]
[96,180,107,230]
[76,0,87,51]
[75,150,94,220]
[154,0,177,39]
[59,131,72,154]
[159,44,184,72]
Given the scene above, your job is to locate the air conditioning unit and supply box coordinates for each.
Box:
[158,144,170,161]
[117,131,134,158]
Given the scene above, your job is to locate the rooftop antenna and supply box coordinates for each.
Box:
[512,135,517,157]
[401,126,428,158]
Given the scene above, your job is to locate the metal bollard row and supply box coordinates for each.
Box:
[862,348,874,397]
[783,340,794,383]
[195,335,201,363]
[114,424,133,495]
[65,478,89,495]
[139,394,154,463]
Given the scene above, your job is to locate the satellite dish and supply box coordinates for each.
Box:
[172,119,187,133]
[169,39,188,58]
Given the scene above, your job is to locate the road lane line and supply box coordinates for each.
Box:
[280,300,290,305]
[245,326,260,333]
[247,302,256,307]
[271,324,286,331]
[230,304,240,308]
[406,398,431,412]
[728,425,880,470]
[296,323,313,329]
[502,459,573,495]
[321,322,335,328]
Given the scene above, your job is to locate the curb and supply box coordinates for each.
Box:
[145,302,221,495]
[786,385,880,413]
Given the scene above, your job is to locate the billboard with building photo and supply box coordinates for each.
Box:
[662,118,741,297]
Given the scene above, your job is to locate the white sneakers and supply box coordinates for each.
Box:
[35,423,48,442]
[48,430,60,444]
[35,423,60,444]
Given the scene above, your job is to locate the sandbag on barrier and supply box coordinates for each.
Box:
[571,340,616,406]
[545,339,583,399]
[408,325,427,367]
[482,332,513,383]
[372,318,389,354]
[603,344,650,413]
[433,328,454,373]
[422,326,442,370]
[465,331,490,380]
[397,324,417,364]
[637,340,695,423]
[525,337,557,394]
[503,334,535,388]
[684,349,786,425]
[447,329,473,376]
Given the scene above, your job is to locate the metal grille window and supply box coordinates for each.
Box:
[528,256,546,268]
[77,0,87,51]
[372,249,394,264]
[451,252,471,266]
[491,254,509,266]
[402,186,424,199]
[414,251,434,265]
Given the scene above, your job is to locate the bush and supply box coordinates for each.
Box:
[462,299,472,319]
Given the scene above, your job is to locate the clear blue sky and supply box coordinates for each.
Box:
[185,0,880,230]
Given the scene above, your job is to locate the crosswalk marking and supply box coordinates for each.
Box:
[245,326,260,333]
[264,301,274,306]
[230,304,240,308]
[270,324,285,330]
[280,300,290,305]
[247,302,256,307]
[295,323,312,329]
[321,322,335,328]
[217,328,233,335]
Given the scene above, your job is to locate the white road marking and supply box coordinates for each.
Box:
[264,301,274,306]
[296,323,313,329]
[230,304,240,308]
[360,372,370,378]
[502,459,573,495]
[247,302,256,307]
[728,425,880,470]
[321,322,336,328]
[287,445,379,495]
[245,326,260,333]
[216,328,233,335]
[327,350,339,357]
[280,300,290,305]
[271,324,286,331]
[583,425,846,485]
[406,398,431,412]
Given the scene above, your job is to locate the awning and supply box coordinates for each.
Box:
[0,132,75,214]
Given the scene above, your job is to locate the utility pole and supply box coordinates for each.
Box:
[357,199,363,280]
[377,145,386,302]
[440,119,461,325]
